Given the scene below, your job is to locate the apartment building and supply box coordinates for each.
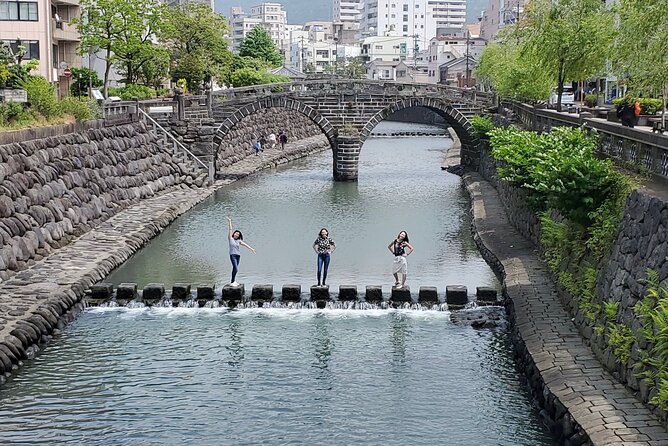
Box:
[229,3,288,55]
[359,0,467,52]
[1,0,81,96]
[479,0,523,41]
[333,0,362,27]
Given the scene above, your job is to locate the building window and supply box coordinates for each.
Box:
[403,25,408,32]
[3,39,39,59]
[391,13,395,18]
[0,0,38,21]
[403,14,408,21]
[52,44,58,68]
[397,70,406,77]
[403,4,408,11]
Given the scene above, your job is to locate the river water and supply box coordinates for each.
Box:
[0,122,556,445]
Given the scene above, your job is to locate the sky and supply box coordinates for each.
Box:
[215,0,487,26]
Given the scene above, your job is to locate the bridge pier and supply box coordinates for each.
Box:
[333,133,361,181]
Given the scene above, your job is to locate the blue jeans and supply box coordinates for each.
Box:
[317,253,330,285]
[230,254,241,282]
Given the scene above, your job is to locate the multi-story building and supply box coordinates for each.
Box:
[479,0,523,41]
[360,32,411,64]
[359,0,467,53]
[229,3,288,55]
[425,26,486,84]
[333,0,363,27]
[0,0,81,97]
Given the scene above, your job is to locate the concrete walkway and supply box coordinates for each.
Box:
[463,171,668,445]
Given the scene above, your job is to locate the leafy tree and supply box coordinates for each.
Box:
[476,38,552,102]
[0,42,38,88]
[614,0,668,98]
[239,26,283,67]
[75,0,167,95]
[69,67,103,97]
[160,4,230,94]
[514,0,613,111]
[340,57,366,79]
[216,54,269,88]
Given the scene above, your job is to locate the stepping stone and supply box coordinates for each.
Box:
[391,286,412,303]
[310,285,329,301]
[281,284,301,302]
[418,286,438,303]
[446,285,468,307]
[365,285,383,303]
[338,285,357,301]
[251,284,273,301]
[116,283,137,301]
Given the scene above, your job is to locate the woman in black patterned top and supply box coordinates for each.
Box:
[313,228,336,286]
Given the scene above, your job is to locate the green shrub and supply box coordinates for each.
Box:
[639,98,662,115]
[18,76,62,119]
[108,84,157,101]
[0,101,23,125]
[60,96,93,122]
[608,323,634,365]
[470,115,495,140]
[584,94,598,108]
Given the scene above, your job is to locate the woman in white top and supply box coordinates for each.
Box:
[227,216,256,287]
[387,230,414,289]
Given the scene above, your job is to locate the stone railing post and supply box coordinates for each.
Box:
[175,92,185,121]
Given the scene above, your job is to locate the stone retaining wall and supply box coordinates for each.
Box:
[0,121,206,280]
[215,107,324,170]
[478,143,668,426]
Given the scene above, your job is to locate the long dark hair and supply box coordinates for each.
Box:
[232,230,243,240]
[397,230,409,243]
[318,228,329,238]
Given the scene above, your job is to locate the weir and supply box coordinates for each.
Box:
[88,281,500,309]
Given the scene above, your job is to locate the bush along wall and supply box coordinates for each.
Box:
[476,117,668,422]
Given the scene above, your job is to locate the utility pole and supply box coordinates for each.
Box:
[465,29,470,87]
[301,35,306,72]
[412,34,419,70]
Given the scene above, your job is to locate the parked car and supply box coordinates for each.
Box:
[549,86,575,106]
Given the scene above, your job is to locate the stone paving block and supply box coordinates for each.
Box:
[196,285,215,300]
[90,283,113,301]
[172,283,191,301]
[338,285,357,301]
[446,285,468,307]
[365,285,383,303]
[143,283,164,301]
[116,283,137,301]
[310,285,329,301]
[251,284,273,301]
[281,284,301,302]
[418,286,438,303]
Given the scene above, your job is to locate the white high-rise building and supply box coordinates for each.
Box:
[229,3,288,55]
[333,0,363,25]
[360,0,467,53]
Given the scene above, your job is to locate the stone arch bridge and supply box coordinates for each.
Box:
[211,80,494,181]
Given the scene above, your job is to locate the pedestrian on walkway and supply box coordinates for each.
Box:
[254,138,262,155]
[388,231,413,289]
[279,131,288,150]
[268,132,276,149]
[313,228,336,286]
[227,216,255,287]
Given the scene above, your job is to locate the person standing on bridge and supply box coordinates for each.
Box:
[313,228,336,287]
[388,231,414,289]
[227,216,256,287]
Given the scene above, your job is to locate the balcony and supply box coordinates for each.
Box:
[52,0,80,5]
[52,19,80,42]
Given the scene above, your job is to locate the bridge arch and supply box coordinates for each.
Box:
[363,98,477,162]
[213,96,336,172]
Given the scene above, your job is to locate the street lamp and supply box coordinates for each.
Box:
[334,37,339,75]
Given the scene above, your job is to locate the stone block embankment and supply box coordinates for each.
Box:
[215,107,324,170]
[0,121,206,280]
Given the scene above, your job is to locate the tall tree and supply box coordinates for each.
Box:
[476,37,552,102]
[614,0,668,97]
[238,26,283,67]
[160,4,230,93]
[514,0,613,110]
[75,0,167,95]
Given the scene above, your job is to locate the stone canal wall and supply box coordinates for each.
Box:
[471,144,668,443]
[215,107,324,170]
[0,121,206,280]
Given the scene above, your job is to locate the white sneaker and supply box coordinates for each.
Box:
[230,281,239,287]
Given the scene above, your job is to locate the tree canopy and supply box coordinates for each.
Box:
[160,4,230,93]
[613,0,668,96]
[239,26,283,67]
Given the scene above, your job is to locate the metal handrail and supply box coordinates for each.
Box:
[138,108,214,181]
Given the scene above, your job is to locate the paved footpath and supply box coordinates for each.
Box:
[463,171,668,446]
